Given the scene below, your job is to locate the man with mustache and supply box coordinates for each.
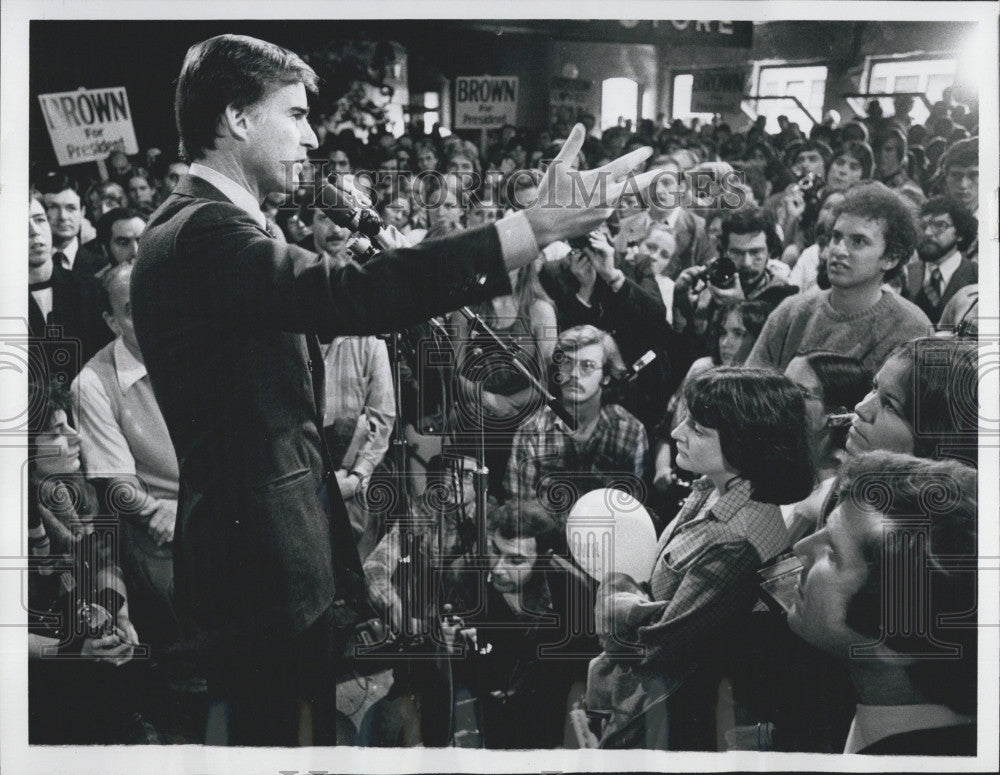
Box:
[505,325,647,520]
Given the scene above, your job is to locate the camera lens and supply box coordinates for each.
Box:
[706,256,737,288]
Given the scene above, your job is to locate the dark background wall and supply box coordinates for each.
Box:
[30,20,977,177]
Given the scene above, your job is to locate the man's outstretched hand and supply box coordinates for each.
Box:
[524,124,657,249]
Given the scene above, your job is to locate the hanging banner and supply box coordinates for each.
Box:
[454,76,519,129]
[690,70,746,113]
[38,86,138,167]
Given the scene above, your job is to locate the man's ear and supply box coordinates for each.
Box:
[102,310,121,338]
[221,103,252,142]
[601,374,611,386]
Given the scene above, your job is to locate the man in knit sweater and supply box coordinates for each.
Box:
[747,182,931,374]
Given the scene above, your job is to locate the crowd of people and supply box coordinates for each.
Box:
[26,57,981,755]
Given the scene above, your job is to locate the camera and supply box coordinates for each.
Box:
[1,325,82,436]
[567,234,591,252]
[797,171,824,200]
[705,255,738,289]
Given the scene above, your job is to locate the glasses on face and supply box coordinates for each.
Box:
[919,217,954,235]
[554,354,602,376]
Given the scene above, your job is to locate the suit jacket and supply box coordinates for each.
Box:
[28,260,113,383]
[73,239,110,277]
[131,174,511,641]
[904,258,978,325]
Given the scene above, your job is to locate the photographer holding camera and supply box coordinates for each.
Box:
[672,209,797,345]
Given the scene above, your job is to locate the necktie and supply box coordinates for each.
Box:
[925,266,943,308]
[54,251,69,270]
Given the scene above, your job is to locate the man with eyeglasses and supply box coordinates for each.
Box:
[505,325,647,519]
[903,197,978,325]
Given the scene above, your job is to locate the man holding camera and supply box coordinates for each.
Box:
[131,34,656,746]
[673,208,797,341]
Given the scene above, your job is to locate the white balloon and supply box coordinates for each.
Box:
[566,488,657,581]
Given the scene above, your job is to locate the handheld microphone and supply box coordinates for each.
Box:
[321,175,398,260]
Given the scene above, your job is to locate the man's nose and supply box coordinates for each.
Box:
[302,121,319,151]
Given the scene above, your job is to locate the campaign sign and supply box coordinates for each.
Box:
[691,70,746,113]
[38,86,139,167]
[455,76,518,129]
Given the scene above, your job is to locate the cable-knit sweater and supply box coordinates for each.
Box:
[746,289,933,374]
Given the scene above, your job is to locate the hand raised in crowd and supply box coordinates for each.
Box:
[585,227,619,283]
[569,245,597,301]
[523,124,660,252]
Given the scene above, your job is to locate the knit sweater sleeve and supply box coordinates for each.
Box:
[746,295,797,369]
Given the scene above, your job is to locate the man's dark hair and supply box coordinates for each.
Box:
[719,207,783,260]
[873,126,908,163]
[175,34,319,162]
[940,137,978,172]
[920,196,978,254]
[36,171,80,197]
[490,499,562,557]
[829,141,874,179]
[838,451,977,715]
[96,207,147,251]
[883,337,979,462]
[683,366,815,504]
[789,139,833,168]
[833,181,918,283]
[800,351,871,450]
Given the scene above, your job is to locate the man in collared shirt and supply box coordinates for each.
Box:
[505,325,647,516]
[37,172,107,277]
[787,452,977,755]
[73,262,181,650]
[904,197,978,325]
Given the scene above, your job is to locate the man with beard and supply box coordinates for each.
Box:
[904,197,978,325]
[505,325,647,519]
[674,208,797,346]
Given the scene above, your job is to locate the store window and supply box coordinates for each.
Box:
[601,77,638,131]
[671,74,715,125]
[867,58,956,125]
[747,65,827,133]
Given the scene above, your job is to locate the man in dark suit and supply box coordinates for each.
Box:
[36,172,109,278]
[28,192,113,382]
[787,453,977,755]
[904,196,978,326]
[130,34,655,746]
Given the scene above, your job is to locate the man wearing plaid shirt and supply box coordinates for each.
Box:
[504,325,647,516]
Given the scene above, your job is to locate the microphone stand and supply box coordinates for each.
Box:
[456,306,578,560]
[389,331,409,527]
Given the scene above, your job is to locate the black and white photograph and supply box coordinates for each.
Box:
[1,1,996,772]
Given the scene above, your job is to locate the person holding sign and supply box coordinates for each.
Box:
[130,33,659,746]
[587,367,813,750]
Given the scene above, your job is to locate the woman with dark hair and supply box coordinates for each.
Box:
[846,336,978,464]
[782,352,871,541]
[825,141,874,193]
[654,301,773,507]
[588,367,814,750]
